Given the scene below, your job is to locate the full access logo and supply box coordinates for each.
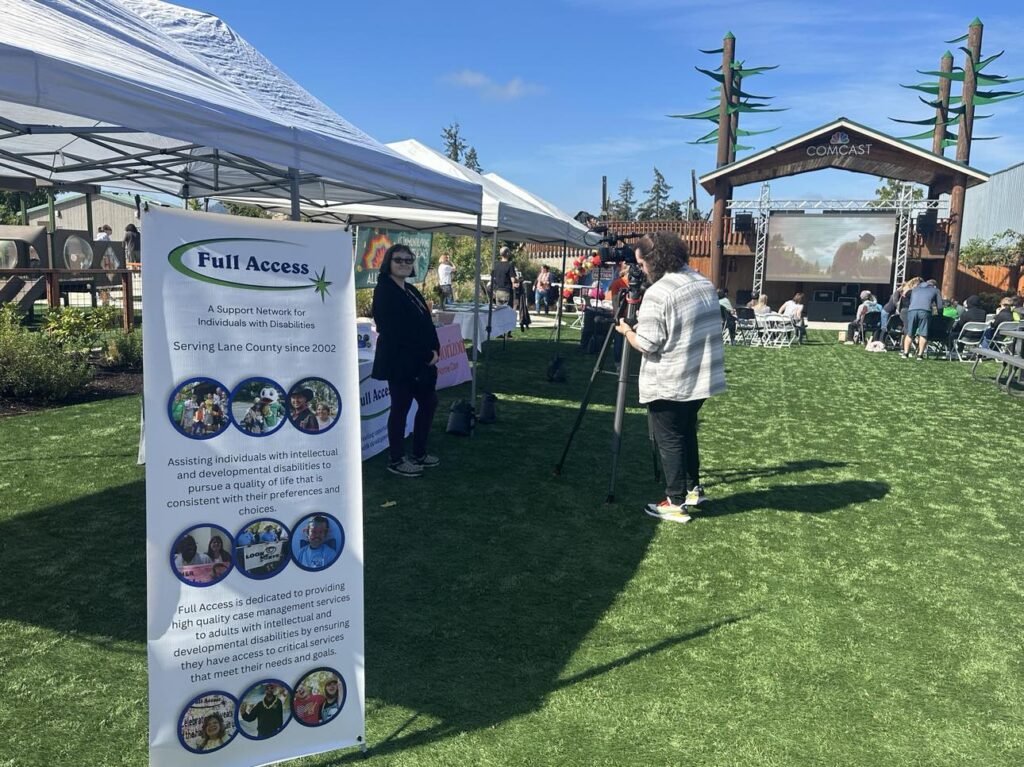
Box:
[168,238,332,300]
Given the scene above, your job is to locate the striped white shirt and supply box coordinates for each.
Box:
[632,267,727,404]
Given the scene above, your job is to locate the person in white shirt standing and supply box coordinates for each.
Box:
[616,233,726,524]
[437,253,455,308]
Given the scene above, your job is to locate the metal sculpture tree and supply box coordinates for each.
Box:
[890,18,1023,297]
[669,32,784,285]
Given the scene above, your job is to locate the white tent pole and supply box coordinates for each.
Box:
[555,240,567,343]
[471,213,482,406]
[288,167,301,221]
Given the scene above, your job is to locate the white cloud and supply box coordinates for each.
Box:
[442,70,545,101]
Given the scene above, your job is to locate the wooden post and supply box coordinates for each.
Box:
[710,32,735,288]
[46,190,59,309]
[121,272,134,331]
[924,51,954,235]
[85,192,95,237]
[943,19,983,299]
[19,193,28,225]
[728,73,741,165]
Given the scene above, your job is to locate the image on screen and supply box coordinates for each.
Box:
[766,214,897,283]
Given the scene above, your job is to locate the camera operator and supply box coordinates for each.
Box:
[615,232,726,523]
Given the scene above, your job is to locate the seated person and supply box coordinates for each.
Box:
[778,292,806,341]
[846,291,881,343]
[952,294,987,337]
[752,294,772,316]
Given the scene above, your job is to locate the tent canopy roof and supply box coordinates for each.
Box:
[0,0,481,214]
[699,118,989,195]
[219,140,591,246]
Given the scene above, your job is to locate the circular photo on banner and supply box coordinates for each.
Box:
[292,668,347,727]
[290,513,343,572]
[171,524,235,587]
[237,679,292,740]
[287,378,341,434]
[179,691,238,754]
[234,518,291,580]
[169,378,231,440]
[230,377,288,437]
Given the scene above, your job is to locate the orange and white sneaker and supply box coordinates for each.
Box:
[644,497,692,524]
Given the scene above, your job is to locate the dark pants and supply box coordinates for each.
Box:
[387,373,438,462]
[648,398,705,499]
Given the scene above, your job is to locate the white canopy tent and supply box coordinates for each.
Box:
[0,0,482,214]
[483,172,592,246]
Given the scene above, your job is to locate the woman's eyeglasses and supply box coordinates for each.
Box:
[392,256,415,264]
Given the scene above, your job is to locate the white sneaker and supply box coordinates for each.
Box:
[644,498,692,524]
[684,485,706,507]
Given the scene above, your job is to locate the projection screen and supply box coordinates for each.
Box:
[766,214,897,283]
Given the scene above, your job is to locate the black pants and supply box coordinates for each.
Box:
[387,373,438,463]
[648,398,705,499]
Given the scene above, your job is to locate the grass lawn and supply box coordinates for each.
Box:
[1,330,1022,766]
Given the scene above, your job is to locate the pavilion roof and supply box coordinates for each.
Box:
[699,118,989,194]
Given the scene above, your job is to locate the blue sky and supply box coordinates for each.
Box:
[194,0,1024,215]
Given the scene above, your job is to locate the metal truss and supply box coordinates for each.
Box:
[892,183,915,291]
[752,182,770,297]
[729,198,943,211]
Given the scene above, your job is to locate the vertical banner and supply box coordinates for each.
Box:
[143,208,364,766]
[353,226,432,289]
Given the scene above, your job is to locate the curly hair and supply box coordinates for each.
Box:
[636,232,689,284]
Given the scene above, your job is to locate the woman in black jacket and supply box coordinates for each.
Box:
[372,244,441,477]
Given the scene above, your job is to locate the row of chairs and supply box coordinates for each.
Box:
[728,307,800,348]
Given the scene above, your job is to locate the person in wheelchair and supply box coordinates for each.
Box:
[845,291,881,344]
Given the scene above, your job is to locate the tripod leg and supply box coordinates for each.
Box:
[605,299,638,503]
[554,316,619,475]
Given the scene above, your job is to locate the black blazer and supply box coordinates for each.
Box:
[371,277,440,381]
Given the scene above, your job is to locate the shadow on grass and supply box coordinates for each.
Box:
[703,459,849,483]
[700,480,890,519]
[0,479,147,644]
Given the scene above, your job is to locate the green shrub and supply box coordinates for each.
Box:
[105,330,143,370]
[43,307,99,349]
[0,321,93,402]
[89,305,122,331]
[355,289,374,318]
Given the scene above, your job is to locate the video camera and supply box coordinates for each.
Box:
[588,227,643,265]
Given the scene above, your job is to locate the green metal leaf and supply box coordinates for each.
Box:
[731,103,787,113]
[974,92,1024,105]
[976,50,1004,71]
[667,106,721,120]
[699,47,724,54]
[732,65,778,76]
[977,74,1024,85]
[973,136,1000,140]
[733,144,754,151]
[735,127,779,137]
[889,116,958,126]
[919,95,962,109]
[974,88,1024,99]
[917,68,966,81]
[897,129,938,141]
[944,32,969,44]
[901,82,942,94]
[941,137,959,148]
[733,87,773,100]
[696,67,725,83]
[688,127,719,144]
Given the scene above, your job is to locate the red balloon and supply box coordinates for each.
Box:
[591,255,602,266]
[562,289,573,298]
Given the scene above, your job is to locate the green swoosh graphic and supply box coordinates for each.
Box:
[168,237,313,292]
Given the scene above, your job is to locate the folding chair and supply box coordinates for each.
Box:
[882,314,904,351]
[735,306,758,346]
[859,312,882,345]
[990,321,1023,354]
[953,321,987,361]
[925,315,956,359]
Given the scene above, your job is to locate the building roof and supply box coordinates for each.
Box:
[699,117,989,194]
[25,192,167,215]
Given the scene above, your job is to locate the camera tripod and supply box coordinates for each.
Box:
[553,268,659,503]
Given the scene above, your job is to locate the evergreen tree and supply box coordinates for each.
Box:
[463,147,482,173]
[441,122,468,162]
[637,167,672,220]
[610,178,636,220]
[663,200,684,220]
[0,190,47,225]
[874,177,923,203]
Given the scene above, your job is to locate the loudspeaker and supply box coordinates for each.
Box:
[916,214,934,237]
[733,214,753,233]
